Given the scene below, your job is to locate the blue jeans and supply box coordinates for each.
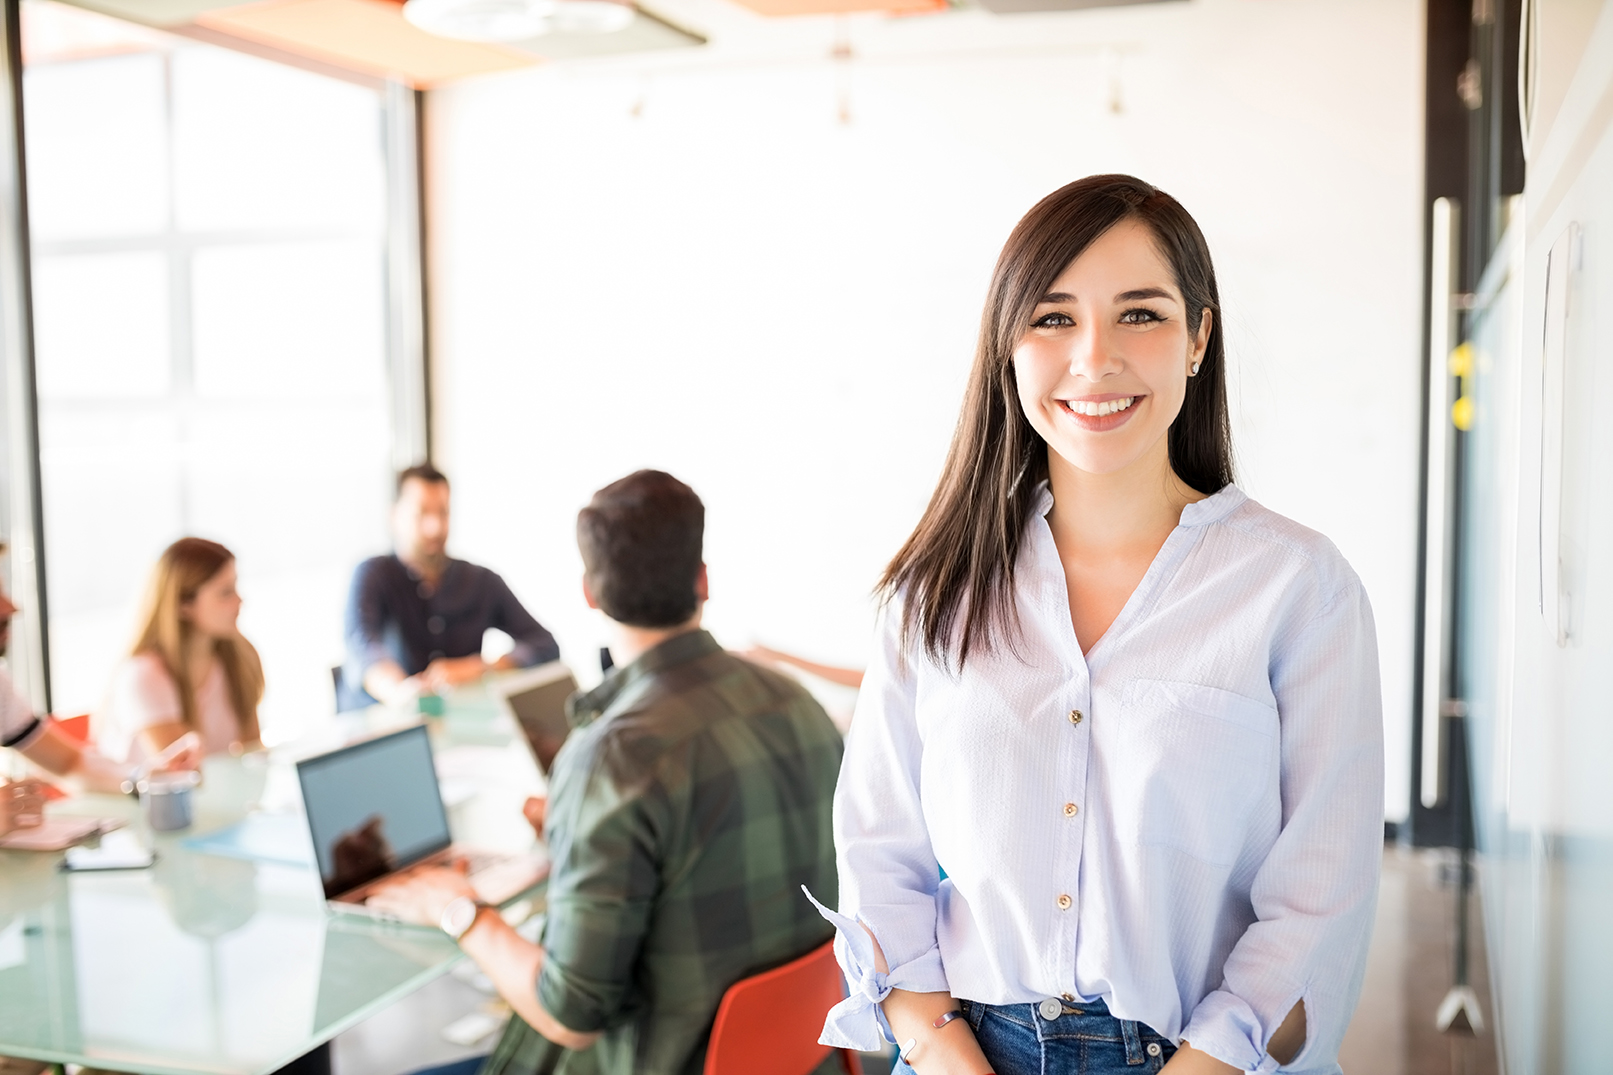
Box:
[897,998,1177,1075]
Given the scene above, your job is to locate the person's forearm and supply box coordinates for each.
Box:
[773,652,866,689]
[458,912,600,1051]
[137,723,189,759]
[748,647,866,689]
[883,988,991,1075]
[860,924,990,1075]
[70,747,137,794]
[19,723,82,779]
[363,661,410,704]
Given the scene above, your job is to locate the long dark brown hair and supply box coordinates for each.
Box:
[880,174,1234,667]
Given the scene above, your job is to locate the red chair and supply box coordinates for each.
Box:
[704,939,861,1075]
[53,713,92,744]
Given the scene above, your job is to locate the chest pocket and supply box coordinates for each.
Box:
[1111,679,1279,867]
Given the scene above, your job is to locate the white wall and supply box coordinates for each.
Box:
[427,0,1424,818]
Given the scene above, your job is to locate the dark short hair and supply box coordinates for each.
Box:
[577,470,704,628]
[396,463,449,500]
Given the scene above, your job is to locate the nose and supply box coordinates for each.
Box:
[1064,319,1124,382]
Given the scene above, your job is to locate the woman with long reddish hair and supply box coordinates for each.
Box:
[813,176,1382,1075]
[103,537,264,763]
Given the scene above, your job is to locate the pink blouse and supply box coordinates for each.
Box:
[103,653,243,763]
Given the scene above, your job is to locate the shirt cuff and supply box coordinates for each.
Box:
[535,951,613,1034]
[802,886,949,1052]
[0,715,43,751]
[1182,990,1291,1073]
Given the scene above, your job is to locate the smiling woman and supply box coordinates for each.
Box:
[813,175,1383,1075]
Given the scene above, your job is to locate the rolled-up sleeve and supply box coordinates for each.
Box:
[537,767,658,1032]
[488,572,559,668]
[813,605,950,1050]
[1181,579,1384,1072]
[0,667,42,750]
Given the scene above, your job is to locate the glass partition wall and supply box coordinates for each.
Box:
[16,0,421,744]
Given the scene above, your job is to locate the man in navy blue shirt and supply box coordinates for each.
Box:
[339,464,559,711]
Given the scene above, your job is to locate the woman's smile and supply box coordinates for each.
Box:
[1059,393,1144,431]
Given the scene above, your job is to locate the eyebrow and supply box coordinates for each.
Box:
[1035,287,1178,305]
[1115,287,1175,302]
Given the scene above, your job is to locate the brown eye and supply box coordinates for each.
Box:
[1032,312,1074,328]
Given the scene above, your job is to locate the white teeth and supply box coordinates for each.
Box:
[1066,396,1136,417]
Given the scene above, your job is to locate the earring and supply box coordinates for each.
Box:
[1190,362,1201,376]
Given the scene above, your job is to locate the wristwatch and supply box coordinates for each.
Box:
[440,895,490,942]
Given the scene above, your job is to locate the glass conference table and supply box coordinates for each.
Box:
[0,683,547,1075]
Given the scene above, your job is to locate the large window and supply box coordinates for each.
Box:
[22,1,405,743]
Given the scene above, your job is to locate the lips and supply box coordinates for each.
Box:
[1058,394,1143,431]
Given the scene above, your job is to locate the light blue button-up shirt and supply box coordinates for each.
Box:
[817,483,1383,1075]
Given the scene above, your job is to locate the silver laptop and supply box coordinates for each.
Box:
[493,661,579,776]
[296,723,547,912]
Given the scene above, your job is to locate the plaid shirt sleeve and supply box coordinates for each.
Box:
[535,740,668,1032]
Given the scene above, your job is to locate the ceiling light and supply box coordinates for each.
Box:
[403,0,635,41]
[547,1,635,34]
[403,0,555,41]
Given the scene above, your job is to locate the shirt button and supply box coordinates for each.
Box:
[1056,893,1072,910]
[1146,1043,1162,1057]
[1068,709,1083,725]
[428,616,446,635]
[1038,998,1062,1021]
[1063,803,1078,817]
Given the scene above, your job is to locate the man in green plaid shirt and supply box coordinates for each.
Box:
[372,471,843,1075]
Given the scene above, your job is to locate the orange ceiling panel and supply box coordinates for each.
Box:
[193,0,536,87]
[725,0,945,14]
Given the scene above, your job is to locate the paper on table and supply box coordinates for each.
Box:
[441,1010,507,1047]
[0,815,123,851]
[182,812,316,867]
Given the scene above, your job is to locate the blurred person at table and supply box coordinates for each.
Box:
[0,549,198,807]
[339,463,559,711]
[102,537,264,764]
[370,469,843,1075]
[738,642,865,688]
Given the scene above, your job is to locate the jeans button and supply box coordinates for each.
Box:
[1146,1043,1162,1057]
[1038,998,1062,1021]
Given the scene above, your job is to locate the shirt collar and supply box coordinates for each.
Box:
[566,628,721,728]
[394,554,459,585]
[1032,481,1055,519]
[1029,480,1245,527]
[1179,483,1247,526]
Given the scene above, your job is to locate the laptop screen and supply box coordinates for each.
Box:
[297,724,451,899]
[504,669,578,775]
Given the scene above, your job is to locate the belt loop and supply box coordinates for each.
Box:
[964,1000,986,1032]
[1121,1018,1144,1065]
